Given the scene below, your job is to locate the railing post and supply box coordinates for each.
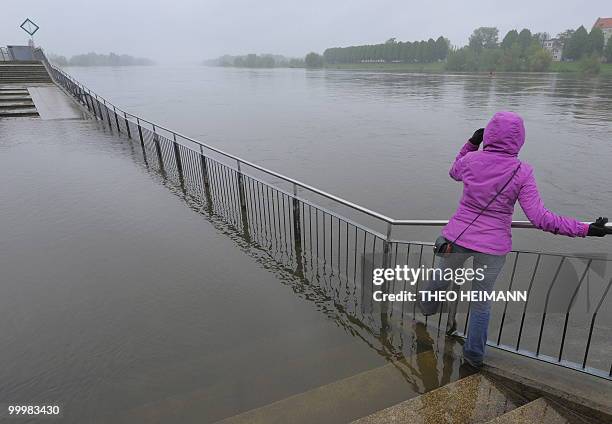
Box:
[199,145,213,212]
[236,160,251,242]
[124,112,131,139]
[152,125,166,178]
[172,133,185,191]
[292,183,303,275]
[103,99,113,130]
[88,91,97,119]
[380,223,392,331]
[84,90,92,113]
[96,96,104,122]
[136,118,148,165]
[113,106,121,134]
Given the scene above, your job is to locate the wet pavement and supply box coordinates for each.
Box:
[0,112,464,423]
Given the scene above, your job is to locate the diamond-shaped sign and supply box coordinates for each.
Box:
[20,18,39,36]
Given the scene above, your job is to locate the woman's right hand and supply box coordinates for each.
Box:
[587,217,612,237]
[469,128,485,146]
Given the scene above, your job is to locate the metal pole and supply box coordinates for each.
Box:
[236,160,251,242]
[152,125,166,178]
[172,134,185,192]
[124,112,131,139]
[292,183,303,275]
[199,145,213,213]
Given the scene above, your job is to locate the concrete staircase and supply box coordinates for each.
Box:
[351,373,590,424]
[0,61,52,84]
[217,370,591,424]
[215,351,460,424]
[0,87,38,117]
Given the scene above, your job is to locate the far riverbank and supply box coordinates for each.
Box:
[325,61,612,76]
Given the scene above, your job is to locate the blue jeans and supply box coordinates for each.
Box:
[420,242,506,364]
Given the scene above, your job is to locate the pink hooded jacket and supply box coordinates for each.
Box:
[442,111,588,255]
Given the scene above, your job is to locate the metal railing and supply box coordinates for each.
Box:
[35,48,612,380]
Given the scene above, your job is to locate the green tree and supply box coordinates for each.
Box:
[501,30,519,49]
[518,29,533,51]
[587,28,605,55]
[557,29,574,44]
[305,52,324,68]
[469,27,499,51]
[446,47,479,71]
[564,26,589,60]
[532,32,549,45]
[479,48,503,71]
[604,41,612,63]
[434,36,449,60]
[527,46,552,71]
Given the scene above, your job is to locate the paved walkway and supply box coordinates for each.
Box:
[28,84,84,120]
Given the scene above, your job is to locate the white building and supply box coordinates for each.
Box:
[593,17,612,46]
[542,38,563,61]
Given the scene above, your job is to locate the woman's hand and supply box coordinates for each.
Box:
[587,217,612,237]
[469,128,485,146]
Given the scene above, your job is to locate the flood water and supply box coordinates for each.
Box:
[1,67,612,422]
[65,66,612,253]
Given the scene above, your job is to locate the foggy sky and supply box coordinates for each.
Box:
[1,1,609,63]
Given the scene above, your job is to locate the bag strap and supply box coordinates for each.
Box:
[451,163,522,246]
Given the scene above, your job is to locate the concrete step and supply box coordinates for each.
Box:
[0,96,33,101]
[0,80,52,84]
[0,63,52,84]
[486,398,588,424]
[100,320,469,424]
[213,349,466,424]
[0,60,45,65]
[0,90,29,95]
[0,74,50,77]
[0,102,35,109]
[0,71,49,73]
[482,347,612,423]
[351,373,525,424]
[0,76,51,79]
[0,70,49,73]
[0,109,39,117]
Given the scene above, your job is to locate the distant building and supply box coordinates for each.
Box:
[593,17,612,46]
[542,38,563,61]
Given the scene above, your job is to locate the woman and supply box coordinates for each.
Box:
[420,111,610,368]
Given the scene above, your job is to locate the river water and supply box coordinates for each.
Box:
[1,67,611,422]
[65,65,612,253]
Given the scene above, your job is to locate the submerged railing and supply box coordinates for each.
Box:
[35,48,612,380]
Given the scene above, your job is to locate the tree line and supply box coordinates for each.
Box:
[560,25,612,62]
[323,36,450,64]
[50,52,154,66]
[446,28,552,72]
[447,25,612,73]
[205,54,305,68]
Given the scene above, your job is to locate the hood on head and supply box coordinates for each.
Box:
[483,111,525,156]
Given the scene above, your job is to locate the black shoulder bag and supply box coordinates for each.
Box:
[434,164,521,258]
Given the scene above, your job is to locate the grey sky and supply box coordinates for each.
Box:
[1,1,609,63]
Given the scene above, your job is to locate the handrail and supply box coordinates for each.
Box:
[41,50,612,380]
[34,50,607,233]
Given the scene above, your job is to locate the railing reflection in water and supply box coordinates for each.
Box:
[42,56,612,381]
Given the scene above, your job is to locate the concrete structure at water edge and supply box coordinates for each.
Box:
[593,17,612,46]
[0,46,82,119]
[3,42,612,423]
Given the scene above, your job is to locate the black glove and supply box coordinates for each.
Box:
[469,128,485,146]
[587,217,612,237]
